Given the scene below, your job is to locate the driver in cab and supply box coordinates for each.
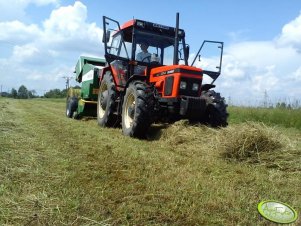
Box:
[136,41,151,62]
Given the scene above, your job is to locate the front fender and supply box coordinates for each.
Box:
[125,75,147,88]
[201,84,216,91]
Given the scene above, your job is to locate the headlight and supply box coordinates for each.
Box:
[180,81,187,89]
[192,83,199,91]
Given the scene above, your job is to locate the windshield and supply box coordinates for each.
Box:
[107,29,186,65]
[135,31,185,65]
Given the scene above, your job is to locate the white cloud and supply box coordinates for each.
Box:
[12,44,54,65]
[277,12,301,49]
[13,44,39,61]
[217,40,301,103]
[192,40,299,103]
[44,1,86,33]
[215,11,301,104]
[293,67,301,81]
[222,55,246,79]
[0,0,59,21]
[0,21,41,44]
[25,65,73,83]
[41,1,103,53]
[251,65,279,92]
[225,41,299,68]
[1,1,103,64]
[0,1,103,94]
[227,29,251,43]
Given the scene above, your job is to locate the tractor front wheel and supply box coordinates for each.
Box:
[122,81,154,138]
[97,72,118,127]
[203,90,228,127]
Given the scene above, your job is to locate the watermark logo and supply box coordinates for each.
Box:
[258,200,298,224]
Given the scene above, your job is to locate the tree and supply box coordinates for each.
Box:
[44,89,64,98]
[60,89,67,98]
[18,85,29,99]
[28,90,37,98]
[276,102,292,109]
[11,88,18,98]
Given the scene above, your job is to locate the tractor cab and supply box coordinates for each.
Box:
[102,16,223,94]
[102,16,190,89]
[104,18,187,64]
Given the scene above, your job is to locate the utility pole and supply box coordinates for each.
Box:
[263,90,268,108]
[227,96,232,106]
[62,76,73,90]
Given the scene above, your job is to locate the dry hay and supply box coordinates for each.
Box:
[160,120,215,145]
[160,121,292,164]
[217,122,289,162]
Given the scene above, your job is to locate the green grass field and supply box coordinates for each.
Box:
[229,106,301,130]
[0,98,300,225]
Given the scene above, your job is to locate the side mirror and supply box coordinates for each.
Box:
[185,45,190,61]
[102,30,111,43]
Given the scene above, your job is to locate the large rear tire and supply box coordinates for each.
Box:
[122,81,154,138]
[203,90,228,127]
[97,72,118,127]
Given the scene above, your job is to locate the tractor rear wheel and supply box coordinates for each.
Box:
[203,90,228,127]
[122,81,154,138]
[66,97,78,118]
[97,72,118,127]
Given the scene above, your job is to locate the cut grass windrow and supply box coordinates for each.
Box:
[0,98,300,225]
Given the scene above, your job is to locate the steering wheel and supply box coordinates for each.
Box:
[141,55,151,62]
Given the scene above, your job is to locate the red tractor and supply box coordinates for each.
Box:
[98,13,228,138]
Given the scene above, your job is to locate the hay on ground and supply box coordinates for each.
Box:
[217,122,287,162]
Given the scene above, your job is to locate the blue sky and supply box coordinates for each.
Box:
[1,0,301,105]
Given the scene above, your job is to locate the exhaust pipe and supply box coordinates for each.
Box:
[173,12,179,65]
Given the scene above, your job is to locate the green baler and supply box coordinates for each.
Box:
[66,56,106,118]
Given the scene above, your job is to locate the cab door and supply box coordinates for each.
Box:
[191,41,224,84]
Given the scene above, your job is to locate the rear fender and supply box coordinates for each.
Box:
[99,66,111,85]
[99,66,123,91]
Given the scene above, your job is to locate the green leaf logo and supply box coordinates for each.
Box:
[258,200,298,224]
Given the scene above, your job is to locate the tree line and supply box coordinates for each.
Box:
[1,85,299,109]
[0,85,79,99]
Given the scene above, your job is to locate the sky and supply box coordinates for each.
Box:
[1,0,301,105]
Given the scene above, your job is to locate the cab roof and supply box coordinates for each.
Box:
[119,19,185,38]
